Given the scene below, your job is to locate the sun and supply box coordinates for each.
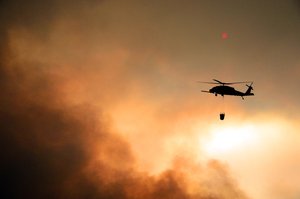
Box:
[201,123,259,156]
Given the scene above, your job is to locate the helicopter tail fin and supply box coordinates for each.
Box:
[244,82,254,96]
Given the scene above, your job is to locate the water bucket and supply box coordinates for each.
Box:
[220,113,225,120]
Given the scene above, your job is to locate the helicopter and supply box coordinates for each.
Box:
[199,79,254,100]
[199,79,254,120]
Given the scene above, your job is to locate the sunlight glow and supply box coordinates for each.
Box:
[202,124,259,155]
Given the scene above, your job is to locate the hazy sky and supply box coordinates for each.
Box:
[1,1,300,199]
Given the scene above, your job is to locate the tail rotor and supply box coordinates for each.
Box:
[246,82,254,91]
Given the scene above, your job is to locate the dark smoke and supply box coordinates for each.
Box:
[0,1,249,199]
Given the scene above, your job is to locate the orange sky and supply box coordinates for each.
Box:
[1,0,300,198]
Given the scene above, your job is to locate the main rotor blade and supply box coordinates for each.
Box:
[212,79,251,85]
[197,81,219,84]
[225,81,253,85]
[213,79,225,84]
[198,80,253,85]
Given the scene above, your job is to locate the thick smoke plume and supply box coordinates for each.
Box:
[0,54,248,199]
[0,1,249,199]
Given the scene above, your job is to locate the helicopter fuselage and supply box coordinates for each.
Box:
[209,85,249,96]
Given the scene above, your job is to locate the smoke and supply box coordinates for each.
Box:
[0,0,252,199]
[0,61,248,198]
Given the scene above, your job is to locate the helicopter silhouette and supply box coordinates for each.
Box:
[199,79,254,100]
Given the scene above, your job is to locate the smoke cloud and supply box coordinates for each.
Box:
[0,1,250,199]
